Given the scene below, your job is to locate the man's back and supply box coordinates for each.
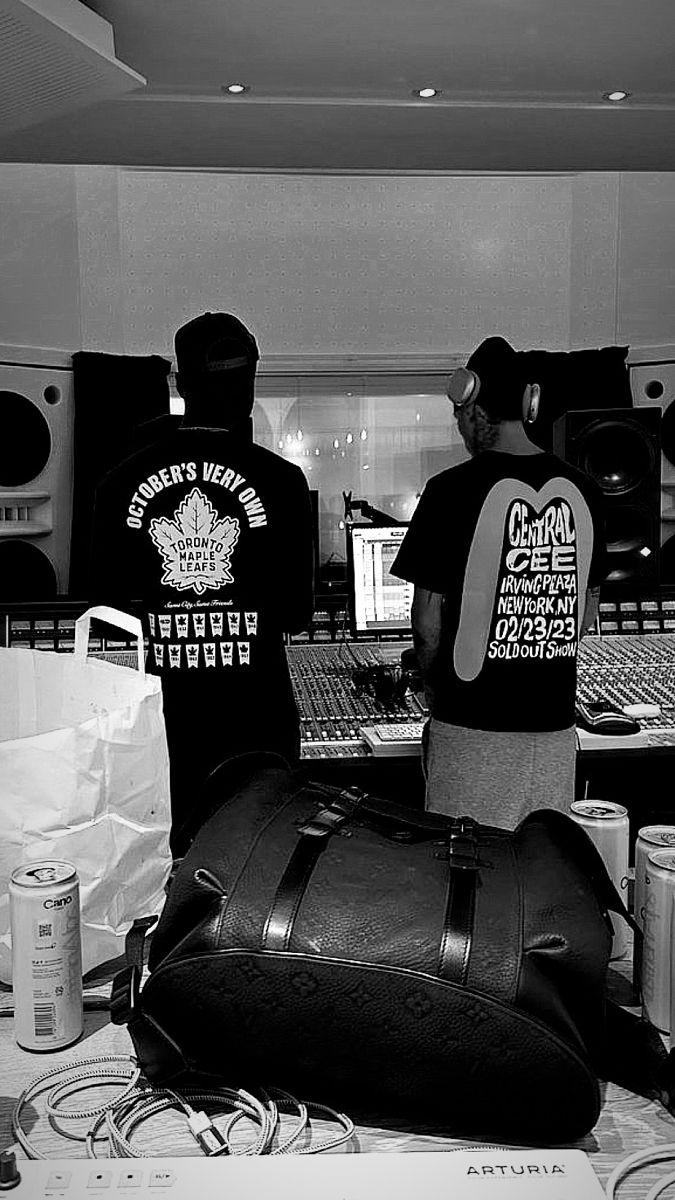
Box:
[90,424,314,852]
[91,427,313,640]
[393,448,605,732]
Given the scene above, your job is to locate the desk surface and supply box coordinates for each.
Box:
[2,966,675,1199]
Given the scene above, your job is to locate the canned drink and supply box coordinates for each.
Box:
[9,861,83,1051]
[635,826,675,930]
[570,800,630,960]
[642,849,675,1032]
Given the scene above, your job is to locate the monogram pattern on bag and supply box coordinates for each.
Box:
[346,982,374,1009]
[291,971,318,996]
[404,991,433,1019]
[457,997,491,1025]
[235,958,264,984]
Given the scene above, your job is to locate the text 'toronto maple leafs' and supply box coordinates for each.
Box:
[149,488,240,594]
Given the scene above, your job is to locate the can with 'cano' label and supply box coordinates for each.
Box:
[9,860,83,1051]
[642,848,675,1033]
[634,825,675,929]
[569,800,630,960]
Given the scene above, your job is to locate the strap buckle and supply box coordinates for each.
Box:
[297,787,365,838]
[435,817,480,869]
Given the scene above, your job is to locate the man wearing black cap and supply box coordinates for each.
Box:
[391,336,605,827]
[90,313,314,854]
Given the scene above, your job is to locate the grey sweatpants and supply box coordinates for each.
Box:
[424,719,576,829]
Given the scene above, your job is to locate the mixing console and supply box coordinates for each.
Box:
[291,633,675,756]
[577,634,675,746]
[7,606,675,756]
[90,636,675,755]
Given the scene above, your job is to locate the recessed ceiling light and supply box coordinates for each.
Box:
[222,83,249,95]
[414,87,440,99]
[603,90,630,102]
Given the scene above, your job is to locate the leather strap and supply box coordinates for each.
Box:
[262,789,365,951]
[110,915,158,1026]
[437,818,479,985]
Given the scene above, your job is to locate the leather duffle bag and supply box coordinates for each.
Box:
[112,753,670,1144]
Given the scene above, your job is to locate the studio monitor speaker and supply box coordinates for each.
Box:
[553,406,661,588]
[630,360,675,583]
[0,363,74,599]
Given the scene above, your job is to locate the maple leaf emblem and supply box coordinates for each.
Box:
[149,488,240,595]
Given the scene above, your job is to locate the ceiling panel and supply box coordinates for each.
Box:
[0,0,673,171]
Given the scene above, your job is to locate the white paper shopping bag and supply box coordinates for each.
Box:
[0,606,171,981]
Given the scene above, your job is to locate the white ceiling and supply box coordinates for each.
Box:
[1,0,675,171]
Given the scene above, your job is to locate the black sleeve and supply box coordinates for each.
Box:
[274,465,315,633]
[390,478,450,594]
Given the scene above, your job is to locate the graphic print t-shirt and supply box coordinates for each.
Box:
[391,451,606,732]
[89,427,314,760]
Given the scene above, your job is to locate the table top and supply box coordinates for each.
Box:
[1,965,674,1199]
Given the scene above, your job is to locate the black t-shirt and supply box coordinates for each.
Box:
[391,451,606,732]
[89,427,314,764]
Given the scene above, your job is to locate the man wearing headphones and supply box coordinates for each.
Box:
[391,336,605,826]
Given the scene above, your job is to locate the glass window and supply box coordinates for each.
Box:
[171,372,469,569]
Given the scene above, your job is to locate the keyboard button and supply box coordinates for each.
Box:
[47,1173,71,1190]
[118,1172,143,1188]
[88,1172,112,1189]
[149,1172,176,1188]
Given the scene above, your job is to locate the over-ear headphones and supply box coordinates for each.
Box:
[446,367,480,411]
[447,366,541,425]
[523,382,541,425]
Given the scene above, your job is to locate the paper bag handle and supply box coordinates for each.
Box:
[74,606,145,675]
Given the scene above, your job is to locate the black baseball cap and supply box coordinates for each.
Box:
[465,336,524,419]
[174,312,259,376]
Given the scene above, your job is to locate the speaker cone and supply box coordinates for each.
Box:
[578,419,657,496]
[0,391,52,486]
[0,540,57,598]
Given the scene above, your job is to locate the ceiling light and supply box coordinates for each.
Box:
[603,90,630,102]
[414,87,440,99]
[222,83,248,94]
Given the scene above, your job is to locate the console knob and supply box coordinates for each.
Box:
[0,1151,21,1190]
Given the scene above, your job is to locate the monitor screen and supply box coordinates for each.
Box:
[347,524,413,636]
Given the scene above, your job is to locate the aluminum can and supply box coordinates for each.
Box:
[570,800,630,959]
[641,849,675,1032]
[9,860,83,1051]
[635,826,675,930]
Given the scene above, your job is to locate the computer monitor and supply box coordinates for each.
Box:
[347,524,413,636]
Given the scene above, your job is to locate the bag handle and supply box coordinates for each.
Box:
[74,606,145,675]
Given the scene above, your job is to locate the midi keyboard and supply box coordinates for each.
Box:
[6,1150,605,1199]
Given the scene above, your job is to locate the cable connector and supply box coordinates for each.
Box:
[187,1110,229,1156]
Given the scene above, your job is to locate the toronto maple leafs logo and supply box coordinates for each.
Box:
[149,488,240,594]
